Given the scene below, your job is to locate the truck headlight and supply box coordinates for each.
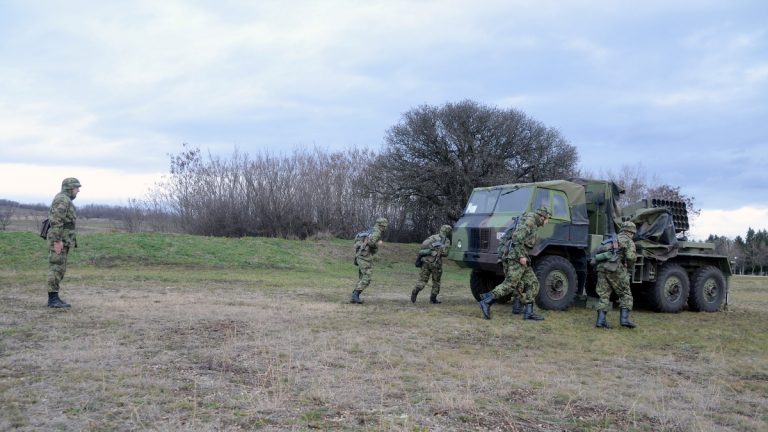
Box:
[457,240,462,249]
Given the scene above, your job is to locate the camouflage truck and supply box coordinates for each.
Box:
[448,178,730,312]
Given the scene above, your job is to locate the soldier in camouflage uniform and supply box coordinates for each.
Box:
[496,223,523,315]
[350,217,388,304]
[411,224,452,304]
[595,221,638,329]
[478,206,551,321]
[46,177,81,308]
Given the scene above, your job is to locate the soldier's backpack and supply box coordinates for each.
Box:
[415,236,445,267]
[496,216,520,260]
[591,235,620,270]
[353,228,372,265]
[39,218,51,240]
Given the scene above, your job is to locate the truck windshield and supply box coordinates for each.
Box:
[496,186,533,212]
[464,189,501,214]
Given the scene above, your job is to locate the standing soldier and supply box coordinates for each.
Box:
[594,221,638,329]
[46,177,81,308]
[350,217,388,304]
[411,224,452,304]
[478,206,551,321]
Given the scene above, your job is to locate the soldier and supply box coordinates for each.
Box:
[46,177,81,308]
[350,217,388,304]
[496,222,523,315]
[594,221,638,329]
[478,206,551,321]
[411,224,452,304]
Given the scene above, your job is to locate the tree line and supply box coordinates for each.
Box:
[131,101,580,241]
[708,229,768,276]
[2,100,761,253]
[135,100,708,242]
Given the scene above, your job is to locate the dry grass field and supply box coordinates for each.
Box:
[1,231,766,431]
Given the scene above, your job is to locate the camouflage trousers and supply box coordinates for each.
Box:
[47,244,70,292]
[491,259,539,304]
[596,266,633,311]
[355,258,374,292]
[413,259,442,296]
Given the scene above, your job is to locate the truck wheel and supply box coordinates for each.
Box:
[650,263,690,313]
[469,270,506,302]
[688,266,726,312]
[534,256,577,310]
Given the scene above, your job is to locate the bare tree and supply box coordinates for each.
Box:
[149,144,399,239]
[590,163,700,217]
[0,204,17,230]
[119,198,146,233]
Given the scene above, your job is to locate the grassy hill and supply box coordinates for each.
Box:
[1,232,766,431]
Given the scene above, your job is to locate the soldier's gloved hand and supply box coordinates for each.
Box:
[589,258,597,266]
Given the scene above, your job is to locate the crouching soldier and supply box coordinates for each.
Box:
[350,217,388,304]
[478,206,551,321]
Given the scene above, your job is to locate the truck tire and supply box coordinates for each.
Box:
[650,263,690,313]
[534,255,578,310]
[688,266,726,312]
[469,270,506,302]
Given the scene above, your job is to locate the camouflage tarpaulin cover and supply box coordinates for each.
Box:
[629,207,679,261]
[536,180,590,226]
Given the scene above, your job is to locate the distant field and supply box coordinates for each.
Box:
[1,232,766,431]
[2,209,119,234]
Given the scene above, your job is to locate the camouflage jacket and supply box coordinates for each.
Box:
[48,190,77,247]
[597,232,636,272]
[419,233,450,264]
[356,227,383,262]
[504,213,538,262]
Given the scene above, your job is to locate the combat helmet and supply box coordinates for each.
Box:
[439,224,452,236]
[535,206,552,218]
[61,177,82,190]
[621,221,637,234]
[375,217,389,228]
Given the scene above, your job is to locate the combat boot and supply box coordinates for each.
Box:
[430,294,441,304]
[411,287,420,303]
[511,297,522,315]
[620,308,636,328]
[350,290,363,304]
[478,291,495,320]
[47,292,71,309]
[523,303,544,321]
[595,310,610,328]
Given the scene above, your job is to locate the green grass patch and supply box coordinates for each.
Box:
[1,232,766,431]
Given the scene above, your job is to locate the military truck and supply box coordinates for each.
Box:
[448,178,730,312]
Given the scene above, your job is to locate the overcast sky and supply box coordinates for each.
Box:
[1,0,766,240]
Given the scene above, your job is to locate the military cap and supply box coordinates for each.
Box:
[61,177,82,189]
